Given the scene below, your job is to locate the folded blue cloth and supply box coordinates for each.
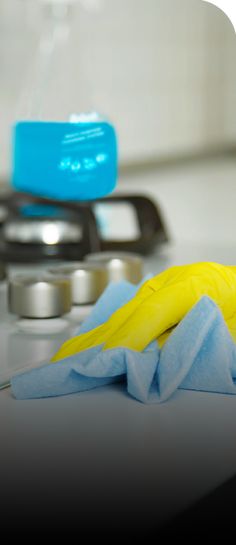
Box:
[11,283,236,403]
[78,279,142,335]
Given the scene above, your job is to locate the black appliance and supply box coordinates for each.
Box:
[0,191,168,263]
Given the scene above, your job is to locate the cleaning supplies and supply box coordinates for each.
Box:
[10,262,236,402]
[51,262,236,362]
[11,292,236,402]
[12,120,117,200]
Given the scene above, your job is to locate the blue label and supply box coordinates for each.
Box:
[12,120,118,201]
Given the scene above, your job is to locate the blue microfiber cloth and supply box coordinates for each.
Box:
[78,279,143,335]
[11,285,236,403]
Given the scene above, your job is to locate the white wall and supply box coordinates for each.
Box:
[223,13,236,142]
[118,156,236,246]
[0,0,236,177]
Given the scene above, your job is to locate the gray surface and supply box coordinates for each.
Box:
[1,241,236,526]
[0,383,236,525]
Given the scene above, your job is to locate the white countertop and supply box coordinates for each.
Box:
[1,240,236,528]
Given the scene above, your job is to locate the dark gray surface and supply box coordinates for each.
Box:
[0,383,236,527]
[1,241,236,528]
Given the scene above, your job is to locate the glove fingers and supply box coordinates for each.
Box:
[51,322,108,362]
[105,264,236,351]
[157,327,175,347]
[51,281,153,362]
[51,262,236,362]
[104,282,195,351]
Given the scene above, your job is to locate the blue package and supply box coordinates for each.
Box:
[11,120,117,201]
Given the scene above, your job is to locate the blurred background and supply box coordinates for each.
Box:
[0,0,236,247]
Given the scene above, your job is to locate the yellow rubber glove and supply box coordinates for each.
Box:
[52,262,236,362]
